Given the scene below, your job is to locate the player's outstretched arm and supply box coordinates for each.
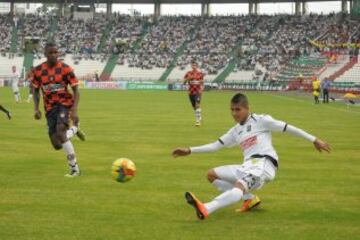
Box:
[172,148,191,158]
[313,138,331,153]
[172,141,225,158]
[282,124,331,153]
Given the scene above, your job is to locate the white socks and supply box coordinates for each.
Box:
[195,108,201,122]
[27,94,33,102]
[212,179,233,192]
[243,193,255,200]
[62,140,79,172]
[204,188,243,214]
[14,92,21,102]
[66,126,78,139]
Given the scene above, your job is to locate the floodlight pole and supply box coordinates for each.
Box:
[10,1,15,17]
[106,1,112,16]
[302,1,308,15]
[342,0,348,13]
[248,2,254,15]
[254,1,259,15]
[201,2,210,16]
[58,2,64,17]
[90,3,95,13]
[154,0,161,18]
[295,1,301,15]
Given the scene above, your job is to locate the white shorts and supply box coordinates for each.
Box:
[213,157,277,192]
[12,83,19,92]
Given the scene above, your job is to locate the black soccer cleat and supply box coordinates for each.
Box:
[76,129,86,141]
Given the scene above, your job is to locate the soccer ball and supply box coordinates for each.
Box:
[111,158,136,183]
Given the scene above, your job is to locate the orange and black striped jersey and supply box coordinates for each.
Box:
[31,61,78,113]
[184,70,204,95]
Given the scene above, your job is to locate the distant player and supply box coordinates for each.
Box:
[10,65,21,103]
[31,43,85,177]
[321,78,331,104]
[172,93,330,220]
[183,61,204,127]
[312,76,321,104]
[0,104,11,119]
[25,69,33,103]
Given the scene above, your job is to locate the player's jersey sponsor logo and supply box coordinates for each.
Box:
[42,83,65,93]
[189,80,202,85]
[240,136,257,150]
[247,125,252,132]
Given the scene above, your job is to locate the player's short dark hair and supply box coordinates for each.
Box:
[45,42,57,50]
[191,61,198,65]
[231,93,249,107]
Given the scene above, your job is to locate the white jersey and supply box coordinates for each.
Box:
[219,113,288,163]
[11,71,20,91]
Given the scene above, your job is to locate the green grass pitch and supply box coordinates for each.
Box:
[0,88,359,240]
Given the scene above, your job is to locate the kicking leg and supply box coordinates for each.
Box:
[194,95,202,126]
[207,169,233,192]
[203,181,245,215]
[185,167,244,220]
[208,168,261,212]
[56,123,80,177]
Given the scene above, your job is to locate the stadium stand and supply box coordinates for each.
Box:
[334,58,360,82]
[0,11,359,85]
[318,56,349,80]
[0,14,13,53]
[16,13,51,53]
[54,15,108,55]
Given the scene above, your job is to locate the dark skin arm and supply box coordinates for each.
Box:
[70,85,80,126]
[33,87,41,120]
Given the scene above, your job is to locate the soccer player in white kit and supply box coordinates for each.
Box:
[11,66,21,103]
[172,93,331,220]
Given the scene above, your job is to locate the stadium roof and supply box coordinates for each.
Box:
[5,0,341,4]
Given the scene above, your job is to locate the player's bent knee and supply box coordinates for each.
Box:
[56,123,67,133]
[52,143,62,150]
[55,126,67,143]
[50,134,62,150]
[234,181,246,192]
[207,169,218,183]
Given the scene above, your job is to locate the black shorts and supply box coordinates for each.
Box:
[46,105,70,136]
[189,94,201,108]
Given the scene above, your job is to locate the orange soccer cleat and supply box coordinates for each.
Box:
[185,192,208,220]
[236,195,261,213]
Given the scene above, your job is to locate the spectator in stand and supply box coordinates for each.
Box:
[0,14,13,53]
